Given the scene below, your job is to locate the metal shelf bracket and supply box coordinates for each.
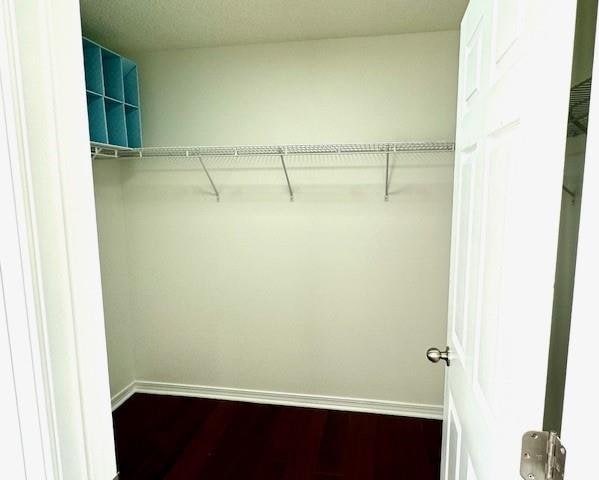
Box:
[199,156,219,202]
[385,150,391,201]
[186,151,219,201]
[280,148,294,202]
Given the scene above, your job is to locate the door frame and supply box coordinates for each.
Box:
[2,0,597,478]
[2,0,117,478]
[560,7,599,476]
[0,1,58,477]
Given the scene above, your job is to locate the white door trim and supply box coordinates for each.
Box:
[5,0,117,478]
[0,0,59,477]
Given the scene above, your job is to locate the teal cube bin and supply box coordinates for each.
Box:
[125,106,142,148]
[102,50,125,102]
[87,92,107,143]
[105,99,127,146]
[83,42,103,95]
[83,37,142,148]
[122,58,139,106]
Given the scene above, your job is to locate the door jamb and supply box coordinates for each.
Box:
[3,0,117,478]
[560,7,599,476]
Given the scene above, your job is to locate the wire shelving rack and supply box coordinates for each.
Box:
[91,141,455,201]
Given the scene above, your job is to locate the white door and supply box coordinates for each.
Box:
[436,0,578,478]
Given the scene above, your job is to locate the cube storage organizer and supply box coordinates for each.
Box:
[83,37,142,148]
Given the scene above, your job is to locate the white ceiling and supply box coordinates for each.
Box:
[80,0,467,52]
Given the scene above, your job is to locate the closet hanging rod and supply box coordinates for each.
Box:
[91,141,455,159]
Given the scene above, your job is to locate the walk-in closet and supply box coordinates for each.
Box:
[57,0,594,478]
[85,3,460,474]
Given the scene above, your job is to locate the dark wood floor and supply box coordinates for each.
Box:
[113,393,442,479]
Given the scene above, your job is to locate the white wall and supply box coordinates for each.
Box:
[96,31,459,408]
[137,32,458,145]
[93,159,136,395]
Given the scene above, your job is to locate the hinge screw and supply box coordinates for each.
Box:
[527,474,535,480]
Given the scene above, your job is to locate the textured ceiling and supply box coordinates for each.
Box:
[80,0,468,52]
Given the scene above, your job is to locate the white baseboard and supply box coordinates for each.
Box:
[114,380,443,419]
[111,381,136,411]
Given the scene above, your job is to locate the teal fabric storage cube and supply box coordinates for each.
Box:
[83,37,142,148]
[105,99,127,147]
[122,58,140,106]
[125,106,142,148]
[86,92,107,143]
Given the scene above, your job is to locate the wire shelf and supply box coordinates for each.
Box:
[90,141,455,201]
[92,141,455,159]
[568,77,592,137]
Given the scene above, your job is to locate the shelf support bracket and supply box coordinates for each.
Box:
[385,150,391,201]
[198,155,220,202]
[280,151,294,202]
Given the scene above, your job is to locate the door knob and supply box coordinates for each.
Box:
[426,346,451,366]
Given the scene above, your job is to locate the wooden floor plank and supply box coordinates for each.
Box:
[343,413,377,480]
[314,411,349,477]
[113,394,442,480]
[163,401,239,480]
